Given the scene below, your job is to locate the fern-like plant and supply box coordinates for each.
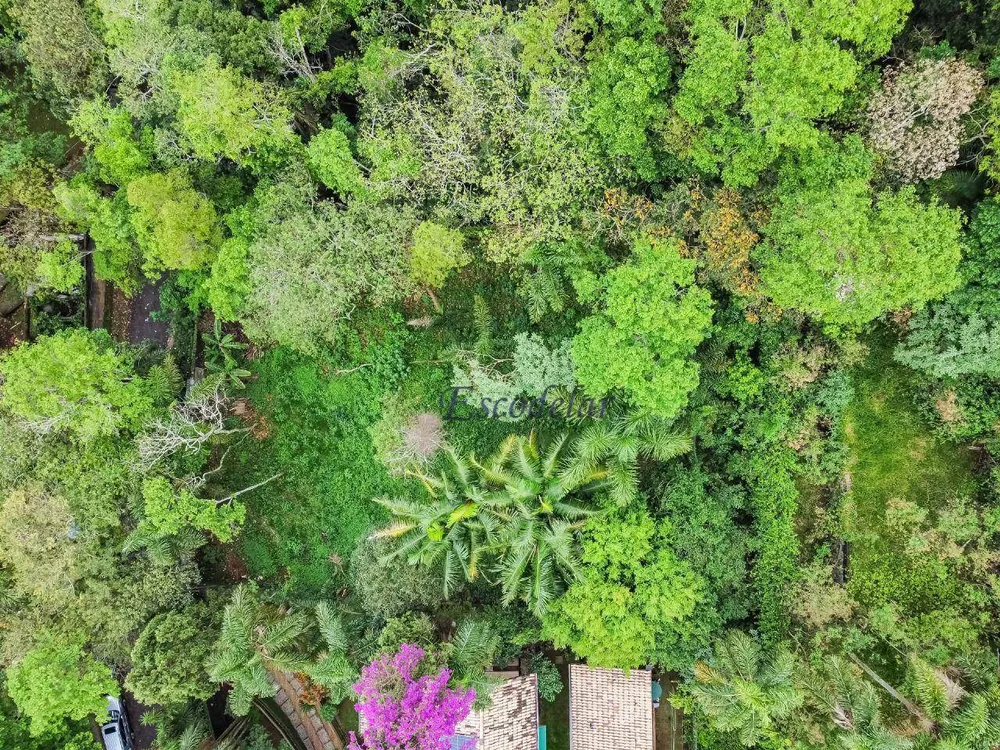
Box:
[140,702,213,750]
[206,584,313,715]
[203,319,251,390]
[145,353,184,407]
[690,630,803,747]
[309,601,357,703]
[376,431,601,616]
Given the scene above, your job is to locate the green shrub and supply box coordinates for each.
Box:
[525,653,563,702]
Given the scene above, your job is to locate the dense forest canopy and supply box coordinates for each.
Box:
[3,0,1000,748]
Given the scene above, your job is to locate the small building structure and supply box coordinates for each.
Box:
[569,664,654,750]
[452,673,540,750]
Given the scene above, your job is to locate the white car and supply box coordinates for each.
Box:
[99,695,133,750]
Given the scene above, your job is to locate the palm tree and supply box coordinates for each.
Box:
[462,431,600,615]
[805,653,1000,750]
[940,689,1000,750]
[690,630,803,747]
[206,584,314,715]
[907,657,1000,750]
[375,431,601,615]
[567,407,692,506]
[445,619,503,708]
[374,447,497,596]
[807,656,913,750]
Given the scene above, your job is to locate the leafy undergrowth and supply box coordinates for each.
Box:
[230,297,539,597]
[842,334,978,614]
[232,343,404,597]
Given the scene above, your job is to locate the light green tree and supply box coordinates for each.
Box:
[55,180,141,293]
[572,236,713,418]
[759,137,963,326]
[744,15,858,154]
[542,512,702,668]
[207,236,253,322]
[306,128,365,196]
[409,221,469,289]
[669,0,910,186]
[0,329,153,441]
[584,35,671,179]
[70,100,150,185]
[126,169,221,272]
[169,56,296,172]
[0,483,79,605]
[127,477,246,548]
[6,633,116,737]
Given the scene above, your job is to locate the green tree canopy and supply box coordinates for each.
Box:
[408,221,470,289]
[126,476,246,550]
[125,604,218,706]
[241,176,416,353]
[0,483,79,605]
[669,0,911,186]
[169,55,297,172]
[0,673,99,750]
[0,329,153,441]
[572,236,713,418]
[542,512,702,668]
[759,137,963,326]
[126,169,221,272]
[306,127,365,197]
[6,633,116,737]
[70,100,151,186]
[896,198,1000,378]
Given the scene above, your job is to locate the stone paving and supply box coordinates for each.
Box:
[272,672,343,750]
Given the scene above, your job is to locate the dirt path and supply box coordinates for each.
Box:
[654,674,684,750]
[122,691,157,750]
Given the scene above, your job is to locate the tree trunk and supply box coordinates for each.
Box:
[848,654,934,731]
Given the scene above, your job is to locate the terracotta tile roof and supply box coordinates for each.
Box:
[454,674,539,750]
[569,665,653,750]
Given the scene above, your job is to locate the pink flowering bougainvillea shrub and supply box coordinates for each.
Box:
[348,642,476,750]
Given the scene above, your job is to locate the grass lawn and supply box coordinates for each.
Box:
[538,660,570,750]
[842,333,978,614]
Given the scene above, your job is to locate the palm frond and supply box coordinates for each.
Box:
[315,602,348,652]
[541,433,568,478]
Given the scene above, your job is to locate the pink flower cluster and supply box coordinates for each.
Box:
[348,643,476,750]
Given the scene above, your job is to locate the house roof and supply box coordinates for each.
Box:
[453,674,539,750]
[569,665,653,750]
